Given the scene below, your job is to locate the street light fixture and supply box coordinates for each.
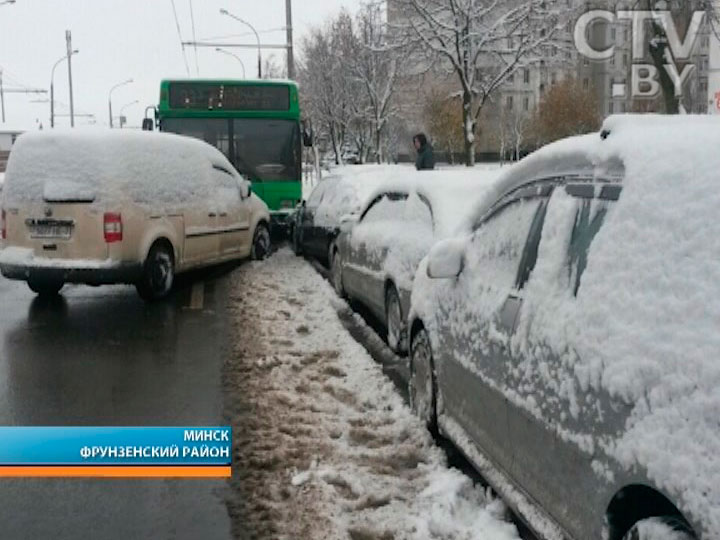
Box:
[0,1,17,6]
[119,100,139,128]
[50,49,78,129]
[220,8,262,78]
[108,78,133,128]
[215,47,246,78]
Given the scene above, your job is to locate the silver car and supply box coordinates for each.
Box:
[408,118,718,540]
[331,174,495,353]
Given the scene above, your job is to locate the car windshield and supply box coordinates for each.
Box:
[161,118,300,182]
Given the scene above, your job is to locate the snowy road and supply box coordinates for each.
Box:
[223,248,521,540]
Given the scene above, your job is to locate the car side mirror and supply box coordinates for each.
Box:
[240,180,251,199]
[142,118,154,132]
[426,239,465,279]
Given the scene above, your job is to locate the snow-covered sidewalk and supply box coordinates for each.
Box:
[223,248,520,540]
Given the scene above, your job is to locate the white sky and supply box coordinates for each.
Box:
[0,0,361,130]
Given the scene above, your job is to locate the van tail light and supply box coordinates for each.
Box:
[1,209,6,240]
[103,213,123,243]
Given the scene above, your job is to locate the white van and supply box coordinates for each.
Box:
[0,130,271,300]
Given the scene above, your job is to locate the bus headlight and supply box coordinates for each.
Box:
[280,200,295,209]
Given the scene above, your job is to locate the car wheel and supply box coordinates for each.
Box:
[329,243,345,298]
[251,223,271,260]
[410,327,437,432]
[27,278,64,297]
[136,243,174,301]
[386,285,407,353]
[622,517,694,540]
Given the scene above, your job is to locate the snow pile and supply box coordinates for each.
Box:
[2,130,243,212]
[412,115,720,538]
[224,248,520,540]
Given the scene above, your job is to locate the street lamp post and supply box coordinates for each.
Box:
[215,47,246,78]
[50,49,78,129]
[108,79,133,128]
[65,30,75,127]
[119,100,139,129]
[220,9,262,78]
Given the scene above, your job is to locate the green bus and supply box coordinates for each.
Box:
[153,79,307,231]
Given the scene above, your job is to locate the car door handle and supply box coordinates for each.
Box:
[208,212,217,218]
[219,212,227,217]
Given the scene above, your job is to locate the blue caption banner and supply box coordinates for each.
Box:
[0,427,232,466]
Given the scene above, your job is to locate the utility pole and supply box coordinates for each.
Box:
[285,0,294,79]
[66,30,75,127]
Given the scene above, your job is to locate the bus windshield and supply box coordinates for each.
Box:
[161,117,300,182]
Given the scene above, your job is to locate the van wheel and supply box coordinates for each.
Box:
[410,328,437,432]
[136,244,174,301]
[252,223,271,260]
[386,285,407,353]
[28,279,63,297]
[622,517,694,540]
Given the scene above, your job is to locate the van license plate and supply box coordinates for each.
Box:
[27,219,74,240]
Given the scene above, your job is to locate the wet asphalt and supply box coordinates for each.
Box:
[0,268,236,539]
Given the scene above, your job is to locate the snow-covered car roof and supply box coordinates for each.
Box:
[359,167,502,238]
[2,129,239,207]
[463,114,720,230]
[311,165,393,228]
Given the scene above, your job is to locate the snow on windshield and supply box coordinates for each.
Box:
[2,130,240,211]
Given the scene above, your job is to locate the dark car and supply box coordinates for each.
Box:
[291,171,386,266]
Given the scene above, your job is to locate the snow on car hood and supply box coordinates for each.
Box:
[412,116,720,538]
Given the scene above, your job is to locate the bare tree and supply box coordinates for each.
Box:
[630,0,715,114]
[351,3,403,163]
[393,0,574,166]
[261,54,286,80]
[298,18,356,165]
[299,6,404,165]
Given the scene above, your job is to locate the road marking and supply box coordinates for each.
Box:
[189,282,205,310]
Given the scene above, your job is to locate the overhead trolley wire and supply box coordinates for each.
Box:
[170,0,191,76]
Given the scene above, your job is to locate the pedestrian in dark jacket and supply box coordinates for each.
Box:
[413,133,435,171]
